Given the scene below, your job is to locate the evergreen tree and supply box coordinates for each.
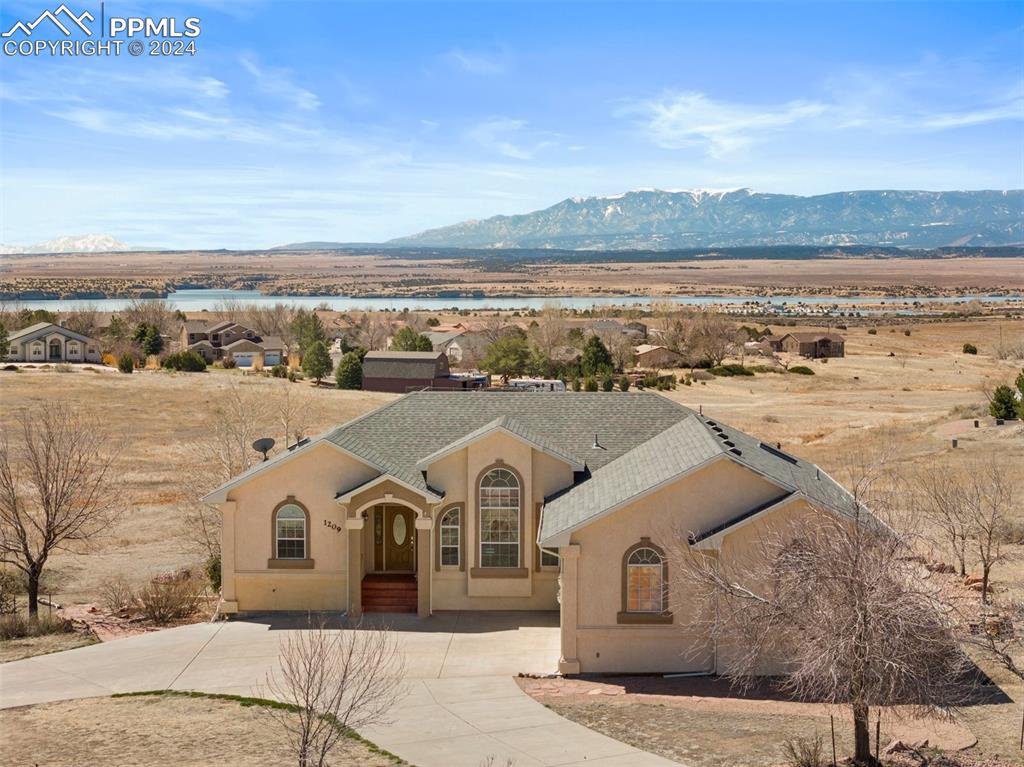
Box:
[301,340,332,385]
[989,385,1017,420]
[335,351,363,389]
[580,335,614,376]
[0,324,7,359]
[480,334,530,381]
[290,309,328,355]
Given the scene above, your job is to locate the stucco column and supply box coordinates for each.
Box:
[415,516,433,618]
[558,544,581,675]
[220,501,238,612]
[346,518,364,618]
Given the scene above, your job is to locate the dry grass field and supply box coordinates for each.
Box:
[0,368,396,606]
[0,693,401,767]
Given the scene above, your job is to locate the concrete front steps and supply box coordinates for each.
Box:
[362,573,417,613]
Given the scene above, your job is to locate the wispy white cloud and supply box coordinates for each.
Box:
[466,118,555,160]
[239,53,320,111]
[443,46,510,75]
[619,91,828,156]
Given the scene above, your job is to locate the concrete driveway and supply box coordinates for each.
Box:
[0,612,678,766]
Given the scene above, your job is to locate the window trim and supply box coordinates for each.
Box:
[475,462,524,571]
[434,504,465,572]
[268,496,314,569]
[617,538,672,625]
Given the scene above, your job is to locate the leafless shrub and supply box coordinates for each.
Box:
[259,617,406,767]
[99,577,136,615]
[670,441,972,766]
[136,576,200,624]
[783,734,826,767]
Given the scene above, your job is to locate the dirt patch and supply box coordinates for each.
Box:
[518,676,1018,767]
[0,694,401,767]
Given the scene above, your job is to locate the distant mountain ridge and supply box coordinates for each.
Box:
[389,188,1023,250]
[0,234,136,254]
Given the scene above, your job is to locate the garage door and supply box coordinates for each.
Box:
[233,352,255,367]
[264,351,281,365]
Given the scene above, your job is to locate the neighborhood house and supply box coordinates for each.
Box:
[181,320,286,366]
[766,332,845,358]
[4,322,102,363]
[205,391,854,675]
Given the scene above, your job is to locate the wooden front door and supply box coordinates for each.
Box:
[384,506,415,572]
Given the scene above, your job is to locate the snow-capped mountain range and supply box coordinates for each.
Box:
[0,234,135,254]
[390,188,1023,249]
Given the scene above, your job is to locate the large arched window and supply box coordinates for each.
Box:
[275,504,307,560]
[479,468,520,568]
[439,507,461,567]
[618,539,671,624]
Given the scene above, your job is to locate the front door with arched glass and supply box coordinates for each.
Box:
[375,505,415,572]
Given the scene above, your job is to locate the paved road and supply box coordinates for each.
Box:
[0,612,677,767]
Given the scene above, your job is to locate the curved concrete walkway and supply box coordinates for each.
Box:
[0,612,678,767]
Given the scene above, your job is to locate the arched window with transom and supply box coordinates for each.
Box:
[618,539,671,624]
[478,467,520,569]
[275,503,307,560]
[439,506,461,568]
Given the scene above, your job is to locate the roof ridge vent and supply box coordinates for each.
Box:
[729,447,742,456]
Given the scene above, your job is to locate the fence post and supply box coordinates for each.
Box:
[830,714,837,766]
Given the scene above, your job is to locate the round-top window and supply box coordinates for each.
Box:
[392,515,407,545]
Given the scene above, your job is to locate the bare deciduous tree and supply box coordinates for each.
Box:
[123,297,175,335]
[528,302,568,360]
[958,457,1014,605]
[260,618,406,767]
[0,403,120,615]
[672,508,972,766]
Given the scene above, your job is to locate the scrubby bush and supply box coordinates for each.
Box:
[618,375,631,392]
[690,370,714,382]
[0,568,23,615]
[162,350,207,372]
[601,375,614,392]
[789,365,815,375]
[867,328,877,335]
[583,376,599,392]
[782,735,826,767]
[271,364,288,378]
[99,577,136,615]
[221,356,237,369]
[962,343,978,355]
[904,329,912,336]
[709,364,754,377]
[205,554,222,593]
[137,575,201,625]
[117,353,135,374]
[571,377,581,392]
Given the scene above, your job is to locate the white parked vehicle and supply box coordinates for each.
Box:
[508,377,566,392]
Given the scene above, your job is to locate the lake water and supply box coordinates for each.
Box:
[8,288,1022,313]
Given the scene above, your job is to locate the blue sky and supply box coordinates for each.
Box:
[1,1,1021,248]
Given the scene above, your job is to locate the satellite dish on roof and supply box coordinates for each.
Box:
[252,437,276,462]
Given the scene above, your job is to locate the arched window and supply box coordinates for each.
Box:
[479,468,520,568]
[619,539,670,624]
[439,507,461,567]
[275,504,307,560]
[626,547,664,612]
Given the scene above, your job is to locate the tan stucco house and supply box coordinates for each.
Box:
[5,322,102,363]
[204,391,853,674]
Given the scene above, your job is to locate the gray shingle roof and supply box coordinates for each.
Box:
[363,351,447,379]
[8,322,96,344]
[324,391,690,490]
[205,390,855,541]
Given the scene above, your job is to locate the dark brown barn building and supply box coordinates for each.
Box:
[361,351,488,393]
